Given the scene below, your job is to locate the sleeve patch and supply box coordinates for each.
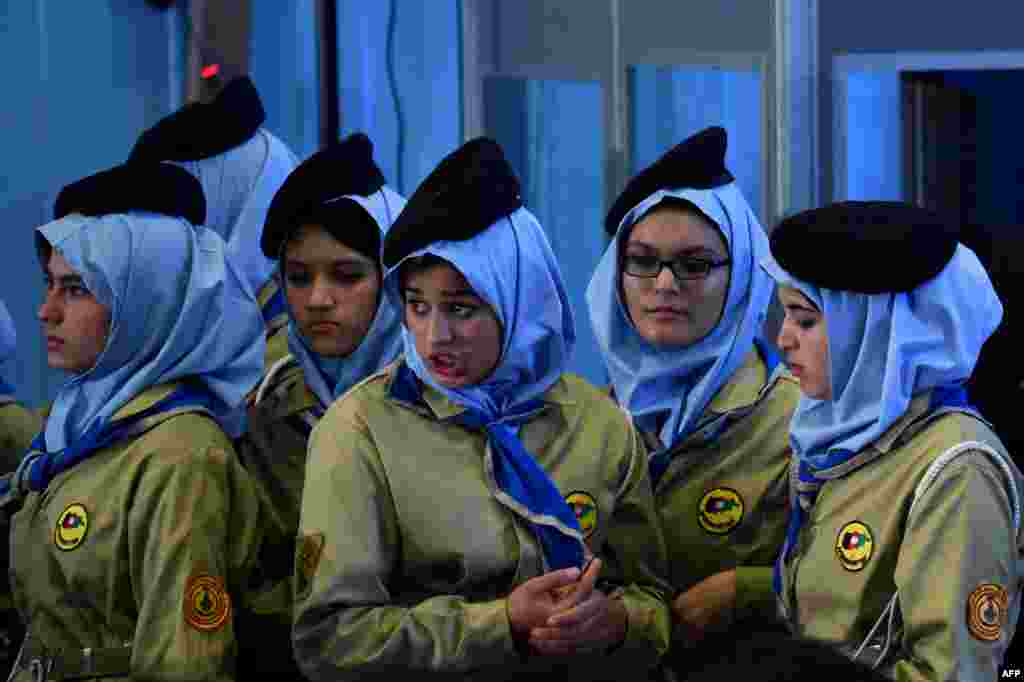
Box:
[967,583,1009,642]
[183,573,232,632]
[295,532,325,600]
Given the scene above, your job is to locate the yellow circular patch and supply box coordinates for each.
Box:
[565,492,598,539]
[54,503,89,551]
[183,574,231,632]
[697,487,744,535]
[967,583,1009,642]
[835,521,873,571]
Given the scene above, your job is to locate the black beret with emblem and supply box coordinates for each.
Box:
[770,201,960,294]
[128,76,266,163]
[261,133,387,259]
[604,126,735,236]
[381,137,522,269]
[53,162,206,226]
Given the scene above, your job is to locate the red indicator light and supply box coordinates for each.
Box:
[201,64,220,80]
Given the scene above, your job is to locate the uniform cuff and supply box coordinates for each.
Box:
[605,587,671,666]
[734,566,778,622]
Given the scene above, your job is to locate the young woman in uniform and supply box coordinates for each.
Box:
[231,135,406,679]
[765,201,1022,680]
[239,132,405,544]
[3,161,273,682]
[292,138,672,680]
[0,301,40,472]
[585,127,800,666]
[129,75,299,364]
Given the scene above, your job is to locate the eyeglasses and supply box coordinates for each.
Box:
[622,254,731,281]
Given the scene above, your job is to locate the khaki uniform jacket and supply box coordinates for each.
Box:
[293,362,673,681]
[262,325,291,375]
[238,356,318,540]
[8,382,268,682]
[779,392,1024,682]
[645,348,799,623]
[0,403,41,474]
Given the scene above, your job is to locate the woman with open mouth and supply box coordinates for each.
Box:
[292,138,672,680]
[586,127,800,672]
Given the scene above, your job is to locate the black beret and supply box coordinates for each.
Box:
[128,76,266,163]
[770,201,960,293]
[53,162,206,226]
[605,126,734,236]
[261,133,386,258]
[382,137,522,269]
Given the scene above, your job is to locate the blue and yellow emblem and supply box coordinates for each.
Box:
[698,487,744,535]
[565,491,598,540]
[54,503,89,551]
[835,521,873,571]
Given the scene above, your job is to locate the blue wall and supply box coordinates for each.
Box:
[250,0,320,161]
[335,0,462,196]
[837,71,903,202]
[630,66,764,224]
[0,2,183,406]
[484,77,609,386]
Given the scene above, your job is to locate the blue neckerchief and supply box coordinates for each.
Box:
[391,363,586,571]
[2,384,216,499]
[648,338,781,486]
[773,384,973,596]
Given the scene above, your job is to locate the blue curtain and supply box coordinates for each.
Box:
[840,71,902,201]
[485,76,609,387]
[0,1,184,406]
[630,65,764,223]
[250,0,320,161]
[335,0,462,195]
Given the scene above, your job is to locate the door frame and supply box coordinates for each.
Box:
[832,50,1024,202]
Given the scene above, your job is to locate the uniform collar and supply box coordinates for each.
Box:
[386,362,576,420]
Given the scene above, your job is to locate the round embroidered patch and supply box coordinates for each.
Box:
[298,533,325,582]
[54,503,89,551]
[835,521,873,571]
[565,492,599,539]
[183,574,231,632]
[697,487,744,535]
[967,583,1009,642]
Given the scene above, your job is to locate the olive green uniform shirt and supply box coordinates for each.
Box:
[0,403,41,474]
[779,393,1024,681]
[8,383,268,682]
[646,349,799,622]
[294,362,673,680]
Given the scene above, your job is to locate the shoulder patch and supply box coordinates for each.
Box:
[183,574,232,632]
[565,492,599,539]
[296,532,325,599]
[55,503,89,551]
[697,487,744,535]
[967,583,1009,642]
[835,521,873,571]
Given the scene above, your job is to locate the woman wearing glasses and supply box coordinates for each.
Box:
[586,127,800,666]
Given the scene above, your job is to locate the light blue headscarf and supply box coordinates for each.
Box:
[383,206,582,570]
[586,183,774,451]
[285,186,407,408]
[763,243,1001,471]
[174,128,299,297]
[39,212,265,451]
[0,301,17,401]
[763,244,1003,593]
[383,207,576,414]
